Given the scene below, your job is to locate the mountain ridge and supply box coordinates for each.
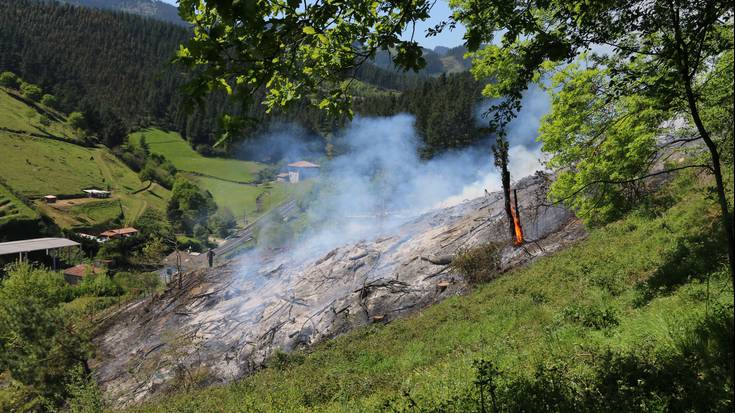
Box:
[57,0,186,25]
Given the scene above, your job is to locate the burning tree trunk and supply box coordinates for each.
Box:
[511,189,524,246]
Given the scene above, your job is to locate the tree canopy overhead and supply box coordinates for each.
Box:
[176,0,435,126]
[451,0,733,275]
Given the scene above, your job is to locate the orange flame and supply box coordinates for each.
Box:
[510,204,524,246]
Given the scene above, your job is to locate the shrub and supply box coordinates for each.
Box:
[113,272,161,296]
[79,273,123,297]
[450,242,503,284]
[0,264,90,409]
[40,93,57,108]
[255,166,278,184]
[561,303,619,329]
[68,111,86,130]
[210,208,237,238]
[64,364,103,413]
[0,71,19,88]
[176,235,205,253]
[20,82,43,101]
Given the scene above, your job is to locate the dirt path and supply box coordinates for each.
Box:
[91,150,149,223]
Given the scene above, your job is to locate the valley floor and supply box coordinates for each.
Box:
[117,173,733,412]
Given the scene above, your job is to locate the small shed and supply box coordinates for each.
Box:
[43,195,57,204]
[83,189,111,199]
[63,264,104,284]
[287,160,320,183]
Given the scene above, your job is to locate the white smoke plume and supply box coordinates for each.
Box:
[439,84,550,207]
[239,84,550,265]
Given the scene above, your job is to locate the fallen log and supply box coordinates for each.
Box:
[420,254,453,265]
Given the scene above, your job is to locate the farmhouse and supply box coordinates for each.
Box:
[63,263,105,284]
[286,160,320,183]
[99,227,139,240]
[83,189,111,198]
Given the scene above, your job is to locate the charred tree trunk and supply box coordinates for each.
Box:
[493,138,515,240]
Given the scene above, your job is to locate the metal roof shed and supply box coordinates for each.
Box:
[0,238,80,268]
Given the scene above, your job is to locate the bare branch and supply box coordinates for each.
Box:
[542,163,712,207]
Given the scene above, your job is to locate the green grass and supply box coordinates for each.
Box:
[0,183,37,225]
[129,129,264,183]
[192,176,293,221]
[0,131,105,197]
[0,88,74,138]
[0,90,172,229]
[343,79,400,98]
[68,199,122,226]
[128,128,311,221]
[1,130,169,228]
[121,175,733,412]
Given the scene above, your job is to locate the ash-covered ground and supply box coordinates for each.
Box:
[92,174,585,407]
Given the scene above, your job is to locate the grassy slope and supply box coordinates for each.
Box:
[129,129,263,183]
[129,128,307,221]
[0,91,170,229]
[192,177,292,219]
[0,184,37,225]
[123,175,733,412]
[0,88,74,138]
[0,131,107,197]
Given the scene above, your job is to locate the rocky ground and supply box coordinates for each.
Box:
[92,173,586,407]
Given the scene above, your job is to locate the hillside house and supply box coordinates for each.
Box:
[63,263,104,284]
[83,189,111,198]
[286,160,320,183]
[99,227,139,240]
[43,195,57,203]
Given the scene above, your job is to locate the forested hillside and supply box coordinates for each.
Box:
[355,72,484,157]
[58,0,185,25]
[0,0,484,155]
[372,45,472,76]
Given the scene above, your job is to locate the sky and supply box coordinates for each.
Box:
[158,0,467,49]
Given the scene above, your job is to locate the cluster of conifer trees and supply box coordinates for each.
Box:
[0,0,485,157]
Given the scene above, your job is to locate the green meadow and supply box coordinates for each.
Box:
[129,129,264,183]
[129,128,314,222]
[192,176,294,221]
[0,183,37,226]
[0,90,171,230]
[0,88,74,138]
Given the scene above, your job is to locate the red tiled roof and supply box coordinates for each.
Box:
[63,264,104,278]
[287,160,320,168]
[100,227,138,237]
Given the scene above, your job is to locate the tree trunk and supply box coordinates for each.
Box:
[670,3,735,280]
[493,139,515,240]
[683,81,735,280]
